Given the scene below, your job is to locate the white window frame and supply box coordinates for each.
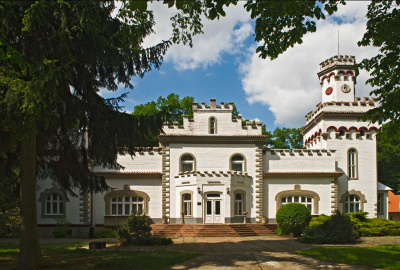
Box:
[110,196,144,216]
[180,154,195,172]
[348,148,358,179]
[344,195,361,213]
[281,196,313,213]
[230,154,245,172]
[45,194,64,215]
[182,193,192,217]
[209,117,217,134]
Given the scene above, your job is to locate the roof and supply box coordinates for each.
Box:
[94,171,162,175]
[378,182,393,191]
[388,191,400,213]
[264,171,343,177]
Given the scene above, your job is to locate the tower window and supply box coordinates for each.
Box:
[209,117,216,134]
[231,154,245,172]
[181,154,195,172]
[348,148,358,179]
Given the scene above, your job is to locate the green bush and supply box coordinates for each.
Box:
[348,212,369,222]
[52,218,71,238]
[276,203,311,237]
[0,208,20,238]
[298,210,359,244]
[354,218,400,237]
[115,211,172,246]
[95,228,116,238]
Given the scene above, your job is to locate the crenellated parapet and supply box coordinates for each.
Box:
[192,99,234,111]
[264,148,337,173]
[305,96,376,124]
[162,99,263,136]
[319,55,356,73]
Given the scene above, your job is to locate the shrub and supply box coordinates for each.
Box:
[95,228,116,238]
[298,210,359,244]
[0,208,20,238]
[348,212,369,222]
[52,218,71,238]
[355,218,400,237]
[276,203,311,237]
[115,211,172,246]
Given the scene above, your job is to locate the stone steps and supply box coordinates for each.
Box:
[150,224,277,237]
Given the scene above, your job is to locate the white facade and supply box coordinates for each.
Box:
[36,55,388,233]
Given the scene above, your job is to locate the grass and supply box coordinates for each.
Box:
[0,242,201,270]
[296,245,400,270]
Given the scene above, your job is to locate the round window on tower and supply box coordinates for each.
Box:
[325,87,333,95]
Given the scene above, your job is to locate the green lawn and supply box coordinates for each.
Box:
[296,245,400,270]
[0,242,201,270]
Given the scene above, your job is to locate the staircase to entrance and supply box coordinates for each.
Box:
[151,224,277,237]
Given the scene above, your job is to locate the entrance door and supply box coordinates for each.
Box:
[205,193,222,223]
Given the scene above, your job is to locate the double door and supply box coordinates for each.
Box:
[205,193,222,223]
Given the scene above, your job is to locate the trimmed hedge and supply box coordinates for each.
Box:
[276,203,311,237]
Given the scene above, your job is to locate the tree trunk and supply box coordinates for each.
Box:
[18,119,44,269]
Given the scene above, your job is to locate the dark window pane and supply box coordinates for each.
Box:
[207,201,212,215]
[215,201,220,215]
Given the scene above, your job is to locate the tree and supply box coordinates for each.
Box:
[359,1,400,134]
[1,1,170,268]
[134,93,195,125]
[133,93,195,145]
[263,127,304,149]
[377,124,400,192]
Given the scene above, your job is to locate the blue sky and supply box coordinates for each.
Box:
[102,1,378,132]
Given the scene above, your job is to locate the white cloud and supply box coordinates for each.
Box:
[145,2,253,70]
[239,2,379,127]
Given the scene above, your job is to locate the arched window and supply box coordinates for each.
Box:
[230,154,245,172]
[281,196,313,213]
[209,117,217,134]
[344,195,360,213]
[110,196,144,215]
[275,186,320,215]
[180,154,195,172]
[104,188,150,216]
[182,193,192,217]
[348,148,358,179]
[234,191,245,215]
[339,129,346,136]
[38,188,69,218]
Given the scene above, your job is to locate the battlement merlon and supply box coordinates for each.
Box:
[305,96,377,123]
[317,55,359,78]
[192,99,234,111]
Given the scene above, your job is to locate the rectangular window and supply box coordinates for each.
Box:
[377,194,383,214]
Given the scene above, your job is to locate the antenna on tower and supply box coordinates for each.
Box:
[338,30,340,56]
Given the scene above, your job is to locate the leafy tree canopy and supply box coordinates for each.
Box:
[263,127,304,149]
[377,123,400,192]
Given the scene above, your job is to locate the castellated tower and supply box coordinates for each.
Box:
[318,55,358,103]
[302,55,380,217]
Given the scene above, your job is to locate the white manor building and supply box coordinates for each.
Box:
[36,55,392,235]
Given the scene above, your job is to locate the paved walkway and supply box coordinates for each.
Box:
[4,236,400,269]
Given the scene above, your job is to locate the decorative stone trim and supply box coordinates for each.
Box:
[162,147,170,217]
[104,188,150,215]
[79,193,90,224]
[331,178,338,214]
[38,187,69,218]
[254,148,263,223]
[275,185,320,215]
